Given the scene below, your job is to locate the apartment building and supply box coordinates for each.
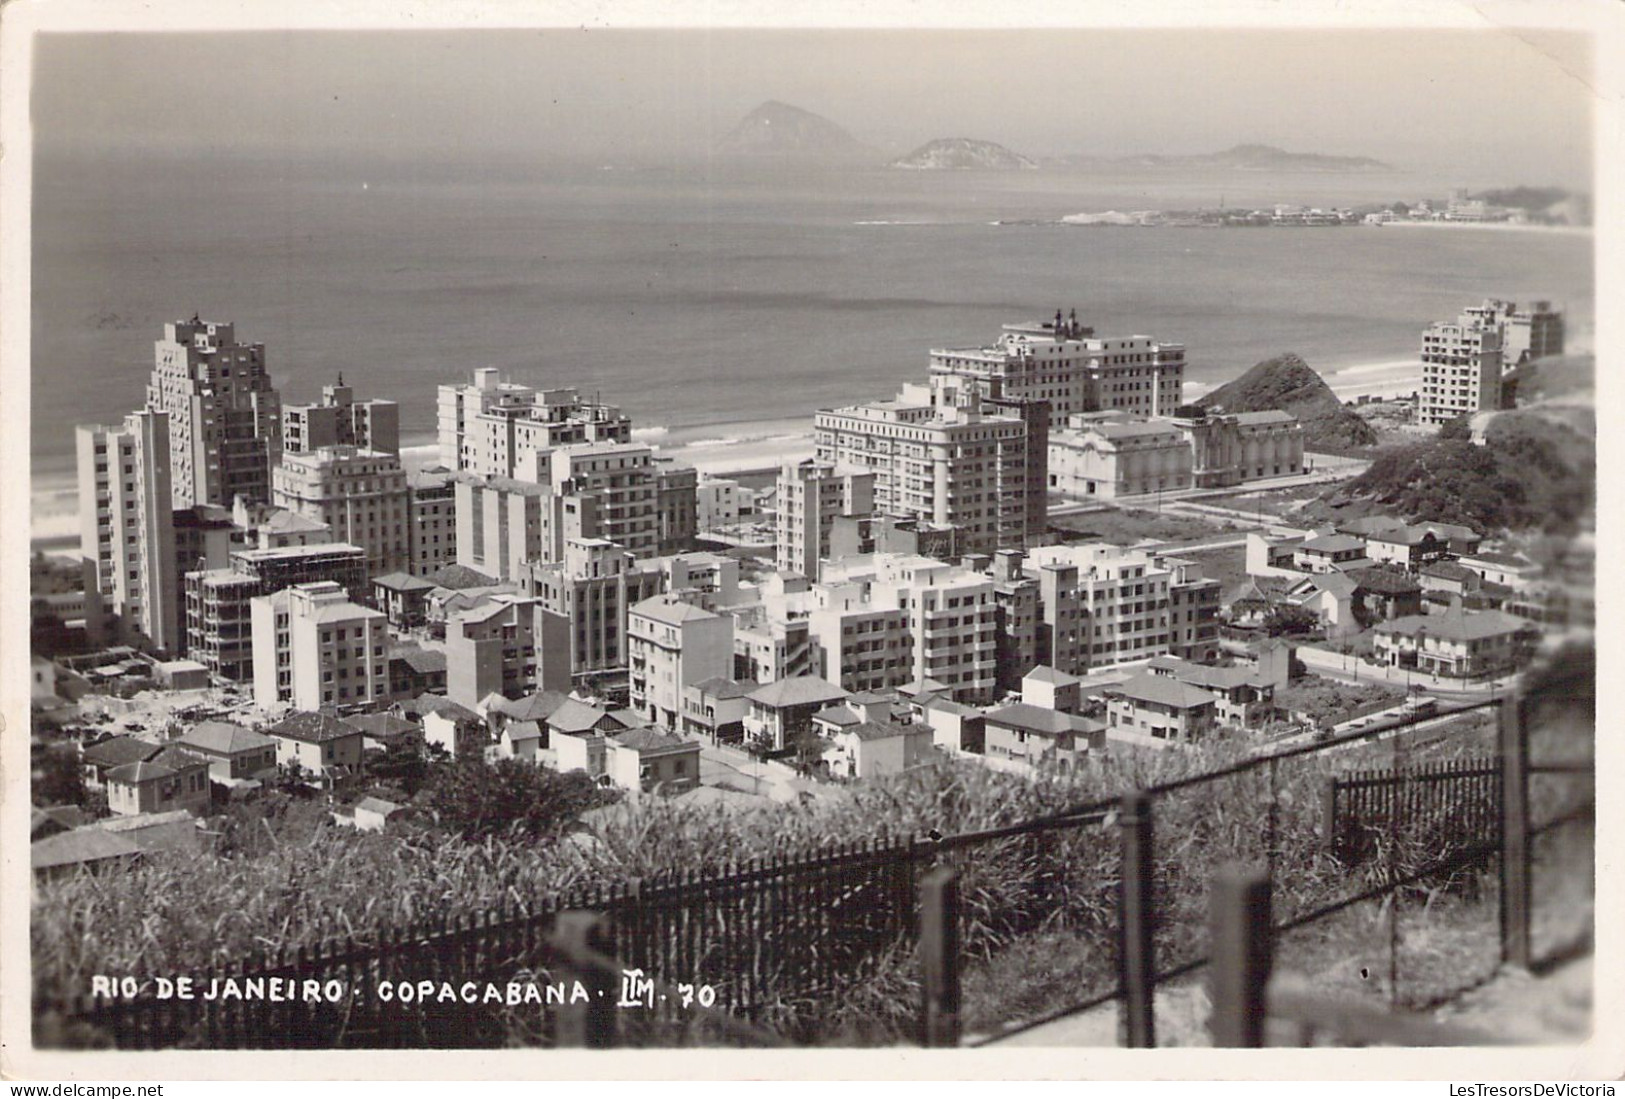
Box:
[520,538,664,676]
[406,466,458,576]
[146,318,281,508]
[627,595,734,731]
[436,368,631,477]
[1024,544,1187,675]
[76,410,180,653]
[811,554,1000,705]
[654,461,699,554]
[775,458,877,578]
[251,581,389,711]
[272,446,410,578]
[524,442,662,559]
[282,377,400,456]
[928,311,1185,420]
[444,593,571,711]
[977,549,1042,693]
[732,605,816,685]
[1419,307,1506,426]
[171,505,246,654]
[186,542,369,682]
[696,476,742,530]
[814,382,1029,556]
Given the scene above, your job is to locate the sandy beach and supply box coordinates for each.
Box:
[27,354,1431,547]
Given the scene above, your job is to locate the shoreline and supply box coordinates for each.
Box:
[21,351,1486,547]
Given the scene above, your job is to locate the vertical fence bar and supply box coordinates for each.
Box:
[1209,864,1273,1048]
[1117,791,1156,1048]
[918,865,961,1048]
[1499,689,1532,969]
[554,911,618,1049]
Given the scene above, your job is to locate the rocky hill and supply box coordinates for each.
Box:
[1197,353,1378,450]
[889,138,1037,171]
[715,101,871,161]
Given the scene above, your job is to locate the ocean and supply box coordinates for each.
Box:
[30,151,1593,502]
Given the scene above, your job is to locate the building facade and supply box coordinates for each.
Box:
[1048,415,1191,499]
[146,318,282,508]
[282,377,400,456]
[444,594,572,710]
[251,581,389,711]
[627,595,734,731]
[928,312,1185,420]
[406,466,458,576]
[1419,306,1507,426]
[272,446,411,578]
[811,554,1000,705]
[775,459,877,579]
[521,538,665,676]
[76,410,180,653]
[436,368,631,477]
[186,542,369,682]
[814,382,1029,556]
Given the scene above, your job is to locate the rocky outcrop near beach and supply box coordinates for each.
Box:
[889,138,1038,171]
[1198,353,1379,450]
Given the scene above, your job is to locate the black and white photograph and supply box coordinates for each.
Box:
[2,0,1615,1079]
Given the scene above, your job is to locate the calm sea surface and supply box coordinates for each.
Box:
[30,152,1593,487]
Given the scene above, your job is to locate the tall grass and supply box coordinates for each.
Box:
[34,725,1514,1026]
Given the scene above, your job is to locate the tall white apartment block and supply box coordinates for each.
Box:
[251,581,388,710]
[1418,308,1505,426]
[444,593,571,711]
[525,443,661,559]
[76,410,180,653]
[775,459,877,579]
[146,318,282,508]
[521,538,666,675]
[812,553,999,704]
[436,368,631,478]
[929,311,1185,420]
[1025,543,1180,675]
[814,383,1028,556]
[628,595,734,731]
[272,446,410,577]
[283,377,400,455]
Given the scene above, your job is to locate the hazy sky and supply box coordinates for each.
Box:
[32,27,1595,183]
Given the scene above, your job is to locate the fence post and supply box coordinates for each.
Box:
[1118,791,1156,1048]
[554,911,618,1049]
[1209,864,1273,1048]
[1320,778,1338,854]
[918,865,961,1048]
[1499,689,1532,970]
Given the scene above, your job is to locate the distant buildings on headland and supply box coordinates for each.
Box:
[1045,186,1590,230]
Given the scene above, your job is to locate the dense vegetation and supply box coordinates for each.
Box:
[1330,411,1593,535]
[1198,353,1378,450]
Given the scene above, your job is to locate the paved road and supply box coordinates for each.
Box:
[1297,645,1516,700]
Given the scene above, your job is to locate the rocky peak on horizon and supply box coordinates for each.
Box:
[888,137,1038,171]
[715,101,871,160]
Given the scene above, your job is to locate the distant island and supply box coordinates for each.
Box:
[889,138,1038,171]
[713,101,875,162]
[1049,144,1392,173]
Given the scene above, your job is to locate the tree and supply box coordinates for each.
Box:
[422,757,612,840]
[33,746,86,808]
[1263,604,1320,638]
[1437,414,1474,441]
